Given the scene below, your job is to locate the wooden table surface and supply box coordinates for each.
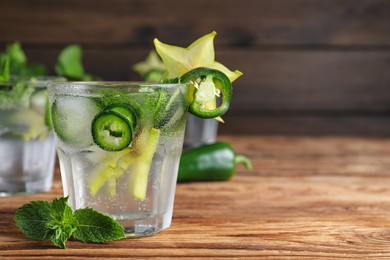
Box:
[1,135,390,259]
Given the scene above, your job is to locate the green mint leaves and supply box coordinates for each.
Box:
[55,44,100,81]
[73,208,127,243]
[0,80,34,108]
[6,42,27,74]
[5,42,48,76]
[13,197,77,248]
[14,197,126,249]
[55,44,85,80]
[0,54,10,81]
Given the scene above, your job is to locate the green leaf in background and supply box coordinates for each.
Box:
[21,63,48,76]
[2,42,48,76]
[55,44,101,81]
[81,73,101,81]
[73,208,126,243]
[0,80,34,108]
[0,54,10,81]
[6,42,27,74]
[55,44,85,79]
[13,81,35,107]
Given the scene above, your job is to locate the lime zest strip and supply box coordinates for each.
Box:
[88,147,133,197]
[107,167,118,198]
[128,128,160,201]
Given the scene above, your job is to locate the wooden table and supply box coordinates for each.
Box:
[1,135,390,259]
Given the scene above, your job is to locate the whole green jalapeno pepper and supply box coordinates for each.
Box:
[177,142,252,182]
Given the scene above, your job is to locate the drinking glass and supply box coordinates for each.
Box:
[0,76,65,196]
[48,81,189,237]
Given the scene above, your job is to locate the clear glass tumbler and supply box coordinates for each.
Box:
[0,76,64,196]
[47,81,189,237]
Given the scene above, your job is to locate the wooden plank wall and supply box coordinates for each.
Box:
[0,0,389,136]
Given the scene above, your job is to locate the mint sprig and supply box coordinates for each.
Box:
[5,42,48,76]
[55,44,100,81]
[6,42,27,74]
[73,208,126,243]
[14,197,126,248]
[0,80,35,108]
[0,54,10,81]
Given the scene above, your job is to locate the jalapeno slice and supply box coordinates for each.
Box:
[91,111,133,151]
[180,67,232,118]
[105,103,137,130]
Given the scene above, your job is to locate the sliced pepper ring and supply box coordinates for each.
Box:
[180,67,232,118]
[105,103,138,130]
[91,111,133,152]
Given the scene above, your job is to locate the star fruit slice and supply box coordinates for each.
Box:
[154,32,242,121]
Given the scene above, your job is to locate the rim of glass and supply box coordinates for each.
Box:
[0,75,67,86]
[48,81,190,94]
[9,75,66,80]
[24,76,67,88]
[0,75,67,88]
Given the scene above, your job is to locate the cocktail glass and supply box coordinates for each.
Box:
[47,81,189,237]
[0,76,65,196]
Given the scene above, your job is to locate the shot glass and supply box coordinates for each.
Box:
[0,76,65,196]
[184,114,218,149]
[47,81,189,237]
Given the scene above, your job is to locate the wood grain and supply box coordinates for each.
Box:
[1,135,390,258]
[19,48,390,112]
[0,0,389,135]
[0,0,389,46]
[218,115,390,137]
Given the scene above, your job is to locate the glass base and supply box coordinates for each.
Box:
[0,177,53,196]
[0,133,56,196]
[117,212,173,238]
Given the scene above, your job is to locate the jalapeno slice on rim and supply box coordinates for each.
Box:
[91,111,133,151]
[180,67,232,118]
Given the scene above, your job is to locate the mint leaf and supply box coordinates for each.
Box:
[14,200,53,241]
[55,44,85,79]
[0,91,14,106]
[0,80,34,108]
[14,197,125,249]
[81,72,101,81]
[14,197,77,249]
[0,54,10,81]
[1,42,47,76]
[13,81,35,107]
[55,44,101,81]
[6,42,27,74]
[46,197,78,248]
[73,208,126,243]
[21,63,48,76]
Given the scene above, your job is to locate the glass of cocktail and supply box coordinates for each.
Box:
[0,76,65,195]
[47,81,189,237]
